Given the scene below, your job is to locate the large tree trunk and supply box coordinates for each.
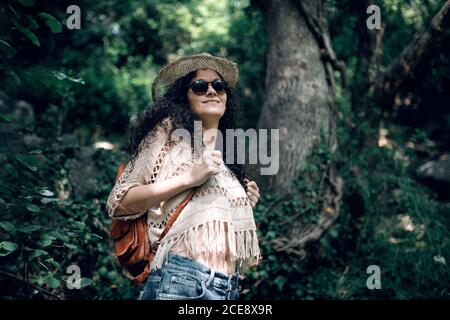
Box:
[256,0,335,195]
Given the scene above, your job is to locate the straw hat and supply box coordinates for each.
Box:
[151,52,239,101]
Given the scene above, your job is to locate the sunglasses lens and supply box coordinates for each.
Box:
[190,79,228,95]
[212,79,227,93]
[191,80,208,95]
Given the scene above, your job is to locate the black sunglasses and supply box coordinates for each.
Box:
[189,79,228,96]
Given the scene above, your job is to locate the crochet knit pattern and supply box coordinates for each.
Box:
[106,118,261,274]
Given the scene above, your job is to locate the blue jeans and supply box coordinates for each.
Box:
[138,253,239,300]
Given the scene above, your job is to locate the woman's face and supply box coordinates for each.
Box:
[187,69,227,125]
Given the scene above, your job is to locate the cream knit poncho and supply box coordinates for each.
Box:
[106,118,261,275]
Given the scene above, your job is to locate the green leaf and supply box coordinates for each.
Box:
[52,231,69,242]
[0,241,19,253]
[52,71,67,80]
[0,113,13,122]
[79,278,93,288]
[266,231,276,239]
[0,221,16,236]
[19,225,41,233]
[274,275,287,291]
[15,154,38,172]
[6,69,22,86]
[107,271,117,280]
[0,39,17,56]
[98,266,107,276]
[72,221,85,230]
[64,243,77,250]
[38,13,62,33]
[42,233,57,241]
[67,76,85,85]
[41,198,60,204]
[329,228,339,238]
[59,235,70,243]
[41,198,59,204]
[36,278,45,286]
[28,150,42,154]
[39,190,54,197]
[17,27,40,47]
[26,204,40,213]
[45,258,60,269]
[27,17,39,30]
[29,249,48,259]
[17,0,36,7]
[44,275,60,289]
[0,252,14,257]
[51,71,85,85]
[38,238,52,247]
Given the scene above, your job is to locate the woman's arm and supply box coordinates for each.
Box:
[115,172,193,217]
[114,149,223,217]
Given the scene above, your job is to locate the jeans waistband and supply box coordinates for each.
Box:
[164,253,239,288]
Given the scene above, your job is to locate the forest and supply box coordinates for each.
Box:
[0,0,449,300]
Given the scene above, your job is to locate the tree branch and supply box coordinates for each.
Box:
[270,165,343,256]
[0,269,62,300]
[292,0,347,89]
[374,0,450,108]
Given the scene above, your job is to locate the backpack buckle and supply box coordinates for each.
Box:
[151,241,160,253]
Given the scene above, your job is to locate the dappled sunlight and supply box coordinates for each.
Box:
[378,127,412,166]
[384,214,426,248]
[378,128,391,148]
[383,0,435,28]
[93,141,114,150]
[57,180,70,201]
[399,214,415,232]
[379,213,427,252]
[433,255,446,266]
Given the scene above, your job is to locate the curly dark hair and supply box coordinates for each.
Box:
[126,70,247,189]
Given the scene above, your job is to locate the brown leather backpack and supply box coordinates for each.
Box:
[110,162,197,284]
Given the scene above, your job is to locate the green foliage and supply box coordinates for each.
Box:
[241,93,449,300]
[0,136,137,299]
[38,13,63,33]
[1,0,449,300]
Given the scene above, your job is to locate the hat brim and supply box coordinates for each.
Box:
[151,53,239,101]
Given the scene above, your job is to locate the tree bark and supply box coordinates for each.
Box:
[256,0,335,195]
[349,0,385,113]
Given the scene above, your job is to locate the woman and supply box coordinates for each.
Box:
[106,52,261,300]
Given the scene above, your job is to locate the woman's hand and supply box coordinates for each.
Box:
[184,149,222,187]
[244,178,260,208]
